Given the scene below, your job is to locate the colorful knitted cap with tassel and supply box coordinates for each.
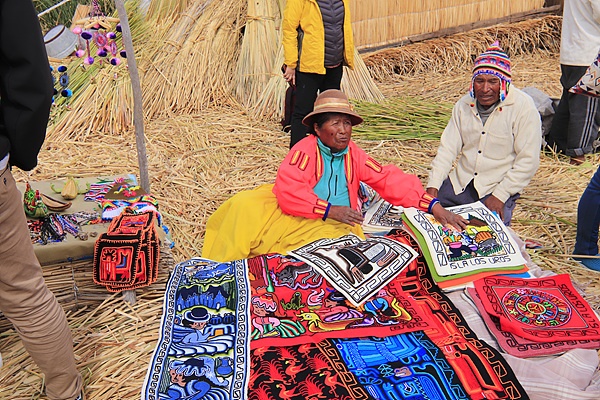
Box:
[469,41,511,102]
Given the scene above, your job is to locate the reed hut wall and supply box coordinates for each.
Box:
[349,0,546,51]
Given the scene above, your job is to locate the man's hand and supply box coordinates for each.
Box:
[327,205,364,226]
[431,203,468,231]
[283,65,296,86]
[426,187,438,197]
[483,195,505,221]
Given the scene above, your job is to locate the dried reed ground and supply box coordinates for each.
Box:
[3,42,600,399]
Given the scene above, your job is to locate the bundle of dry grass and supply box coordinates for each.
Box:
[350,0,546,50]
[141,0,247,119]
[235,0,282,109]
[363,16,561,82]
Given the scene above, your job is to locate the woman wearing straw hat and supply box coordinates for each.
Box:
[282,0,355,148]
[202,90,467,262]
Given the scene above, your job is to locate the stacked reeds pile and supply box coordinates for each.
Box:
[141,0,247,119]
[235,0,283,109]
[350,0,546,50]
[363,16,562,83]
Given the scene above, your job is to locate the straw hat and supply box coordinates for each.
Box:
[302,89,363,127]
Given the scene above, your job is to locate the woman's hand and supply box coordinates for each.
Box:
[431,203,468,231]
[283,65,296,86]
[327,205,364,226]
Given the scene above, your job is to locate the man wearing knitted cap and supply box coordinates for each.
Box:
[426,42,542,225]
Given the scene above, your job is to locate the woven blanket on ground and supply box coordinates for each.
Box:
[288,235,418,306]
[142,230,528,400]
[465,287,600,357]
[473,274,600,343]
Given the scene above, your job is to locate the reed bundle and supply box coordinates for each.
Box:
[252,45,289,119]
[235,0,282,109]
[349,0,545,50]
[352,97,453,140]
[141,0,247,119]
[364,16,562,82]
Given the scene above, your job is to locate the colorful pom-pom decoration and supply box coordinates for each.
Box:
[119,50,127,58]
[84,56,95,65]
[94,33,108,48]
[110,58,121,66]
[59,74,69,87]
[72,26,82,35]
[116,24,122,32]
[81,31,93,40]
[75,49,86,58]
[108,41,118,56]
[57,65,67,73]
[97,48,108,57]
[107,32,117,40]
[61,89,73,98]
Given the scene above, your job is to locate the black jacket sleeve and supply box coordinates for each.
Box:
[0,0,53,171]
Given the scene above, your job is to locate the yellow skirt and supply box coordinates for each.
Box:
[202,184,364,262]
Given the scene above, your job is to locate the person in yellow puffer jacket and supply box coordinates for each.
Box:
[282,0,355,148]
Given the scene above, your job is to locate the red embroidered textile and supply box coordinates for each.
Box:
[474,274,600,342]
[467,287,600,357]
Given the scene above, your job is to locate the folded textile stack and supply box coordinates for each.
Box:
[467,274,600,357]
[361,198,405,234]
[401,201,528,289]
[93,209,160,292]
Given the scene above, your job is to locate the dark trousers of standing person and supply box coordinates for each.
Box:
[574,166,600,269]
[546,64,600,157]
[290,65,343,148]
[437,178,520,226]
